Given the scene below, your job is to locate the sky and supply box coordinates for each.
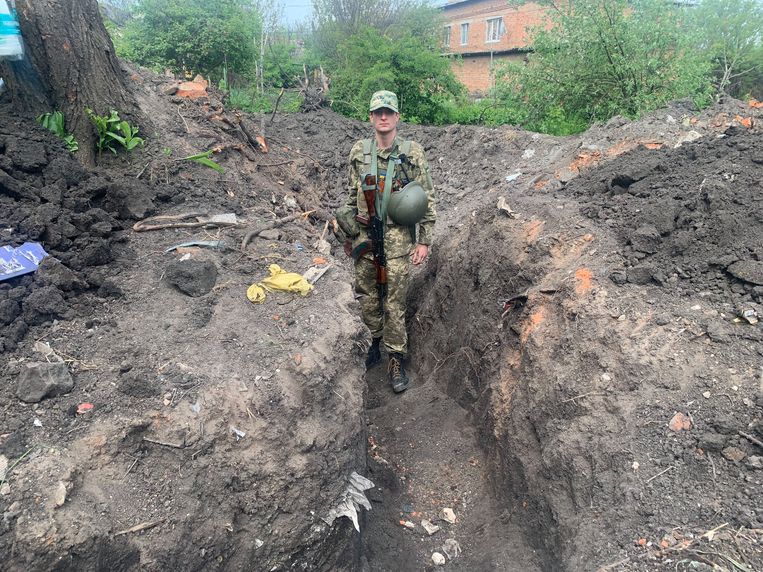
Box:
[278,0,312,25]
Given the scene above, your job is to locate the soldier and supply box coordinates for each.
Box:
[335,90,436,393]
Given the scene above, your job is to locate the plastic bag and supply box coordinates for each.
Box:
[0,1,23,61]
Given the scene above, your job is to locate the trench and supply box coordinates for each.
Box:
[357,211,572,571]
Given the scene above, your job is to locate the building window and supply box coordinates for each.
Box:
[485,17,505,43]
[443,26,451,48]
[460,23,469,45]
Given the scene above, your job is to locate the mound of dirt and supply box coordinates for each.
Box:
[1,65,761,572]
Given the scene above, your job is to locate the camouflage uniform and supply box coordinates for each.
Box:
[344,137,436,355]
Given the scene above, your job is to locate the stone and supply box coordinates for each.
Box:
[0,299,20,326]
[164,259,218,297]
[421,519,440,535]
[53,482,67,507]
[698,432,727,452]
[630,225,661,254]
[721,447,746,463]
[746,456,763,470]
[727,260,763,285]
[627,265,655,285]
[432,552,446,566]
[440,507,457,524]
[36,257,88,292]
[668,412,692,432]
[259,229,281,241]
[17,361,74,403]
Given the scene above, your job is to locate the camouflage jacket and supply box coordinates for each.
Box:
[344,135,436,259]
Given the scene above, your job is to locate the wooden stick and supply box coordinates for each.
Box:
[738,431,763,449]
[114,519,165,537]
[143,437,185,449]
[269,87,285,124]
[645,465,674,483]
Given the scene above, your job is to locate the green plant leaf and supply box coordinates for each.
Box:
[193,156,224,172]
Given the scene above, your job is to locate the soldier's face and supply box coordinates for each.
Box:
[370,107,399,135]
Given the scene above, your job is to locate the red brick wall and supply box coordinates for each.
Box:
[450,53,525,93]
[442,0,550,92]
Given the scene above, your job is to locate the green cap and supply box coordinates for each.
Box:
[369,90,399,113]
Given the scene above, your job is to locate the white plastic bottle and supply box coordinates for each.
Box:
[0,0,23,60]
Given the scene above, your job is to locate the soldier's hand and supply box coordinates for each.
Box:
[410,244,429,266]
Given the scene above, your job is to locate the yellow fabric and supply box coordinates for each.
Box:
[246,283,266,303]
[246,264,313,304]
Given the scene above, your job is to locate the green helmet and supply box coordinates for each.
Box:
[388,181,428,226]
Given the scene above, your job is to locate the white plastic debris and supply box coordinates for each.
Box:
[230,426,246,441]
[322,471,374,532]
[440,507,457,524]
[33,418,43,427]
[505,171,521,182]
[254,539,264,549]
[402,520,415,530]
[443,538,462,559]
[421,519,440,535]
[702,391,711,399]
[432,552,446,566]
[522,149,535,159]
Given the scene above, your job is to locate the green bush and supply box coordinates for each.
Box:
[496,0,714,129]
[120,0,259,79]
[328,26,464,124]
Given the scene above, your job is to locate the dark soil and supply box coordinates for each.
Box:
[1,66,761,572]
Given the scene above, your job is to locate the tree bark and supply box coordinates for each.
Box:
[0,0,140,166]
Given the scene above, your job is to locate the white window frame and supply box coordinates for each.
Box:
[443,25,451,48]
[460,22,469,45]
[485,17,505,43]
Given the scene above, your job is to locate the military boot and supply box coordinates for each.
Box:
[365,338,382,369]
[388,353,410,393]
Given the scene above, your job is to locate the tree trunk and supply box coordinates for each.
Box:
[0,0,140,166]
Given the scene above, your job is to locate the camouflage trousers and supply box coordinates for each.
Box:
[354,254,410,355]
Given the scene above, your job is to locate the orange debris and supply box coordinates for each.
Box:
[176,75,208,99]
[574,268,594,295]
[750,99,763,108]
[735,115,753,129]
[668,412,692,432]
[524,220,545,244]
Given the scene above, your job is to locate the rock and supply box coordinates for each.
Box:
[22,286,67,324]
[421,519,440,535]
[0,299,21,326]
[36,257,88,292]
[440,507,457,524]
[609,269,627,285]
[627,265,654,285]
[432,552,446,566]
[259,229,281,241]
[53,481,67,507]
[630,225,661,254]
[164,259,218,297]
[668,412,692,432]
[699,432,727,452]
[655,314,671,326]
[746,456,763,470]
[721,447,746,462]
[727,260,763,285]
[17,361,74,403]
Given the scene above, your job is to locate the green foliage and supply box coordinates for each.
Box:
[181,150,224,172]
[85,109,145,155]
[227,85,302,113]
[121,0,259,78]
[496,0,714,130]
[688,0,763,99]
[327,26,464,124]
[36,111,79,152]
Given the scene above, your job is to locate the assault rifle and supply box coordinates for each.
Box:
[358,174,387,302]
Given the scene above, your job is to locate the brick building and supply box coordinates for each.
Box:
[441,0,550,93]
